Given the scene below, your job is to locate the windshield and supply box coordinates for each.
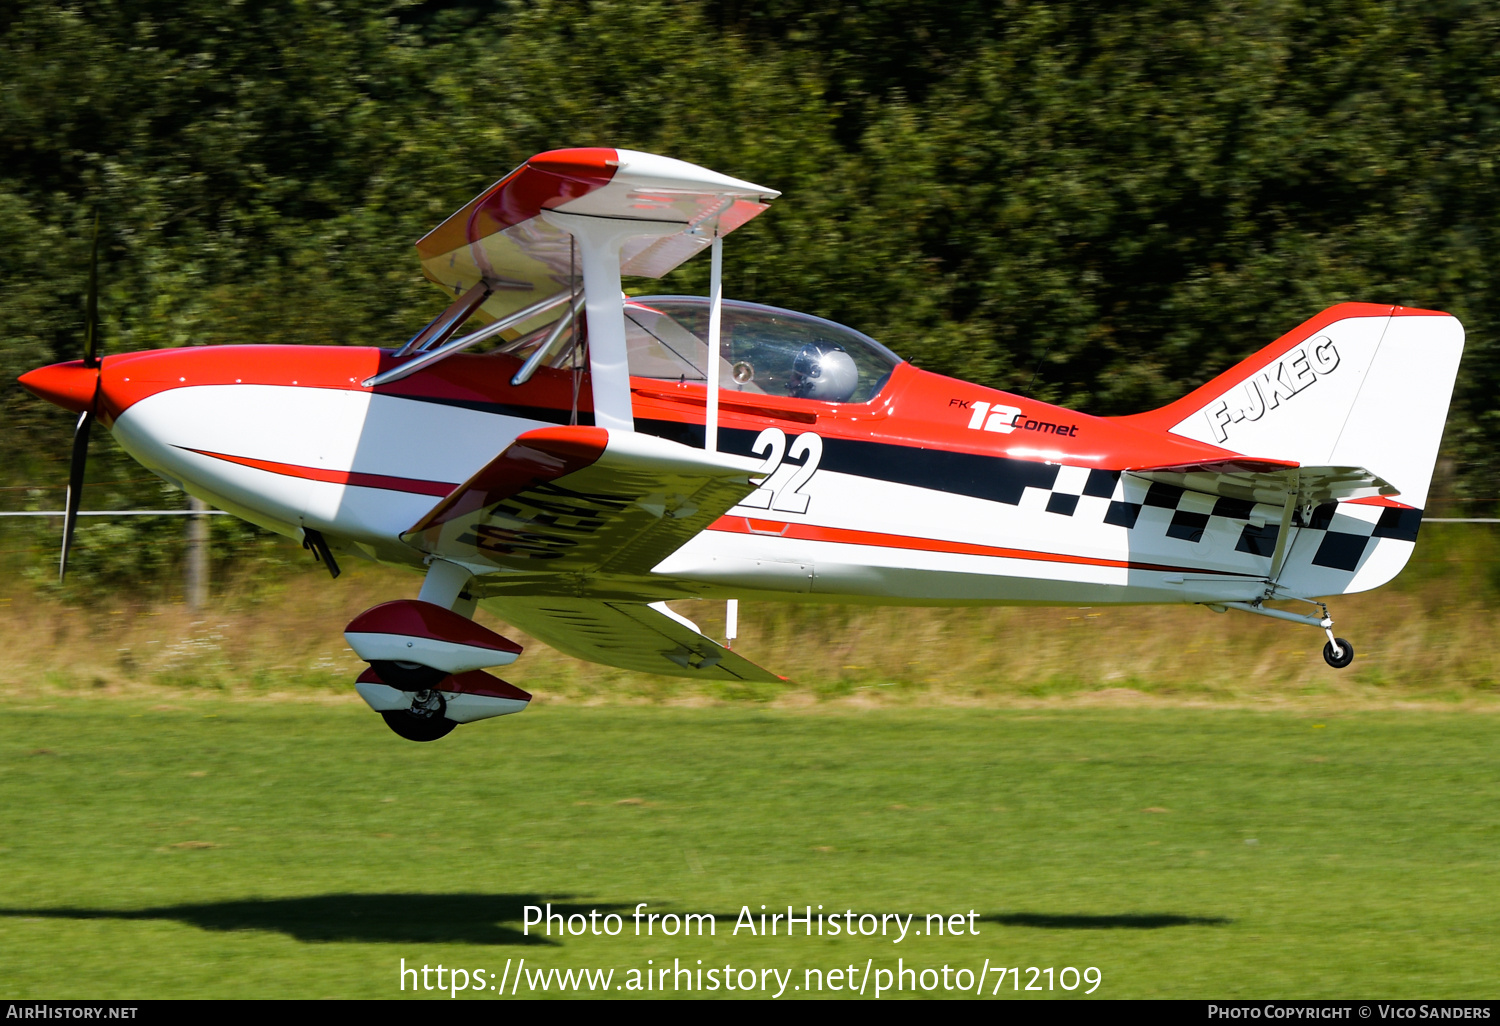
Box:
[624,296,901,403]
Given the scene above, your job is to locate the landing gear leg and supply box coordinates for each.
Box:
[418,558,473,611]
[380,689,456,742]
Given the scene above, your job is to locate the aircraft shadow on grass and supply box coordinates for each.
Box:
[0,894,644,946]
[0,898,1231,944]
[981,912,1231,930]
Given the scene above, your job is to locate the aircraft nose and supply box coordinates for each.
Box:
[18,360,99,413]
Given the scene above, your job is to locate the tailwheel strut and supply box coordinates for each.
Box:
[1206,598,1355,670]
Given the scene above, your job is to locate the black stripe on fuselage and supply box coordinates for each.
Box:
[396,391,1064,507]
[643,415,1064,505]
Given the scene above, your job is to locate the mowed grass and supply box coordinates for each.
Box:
[0,700,1496,998]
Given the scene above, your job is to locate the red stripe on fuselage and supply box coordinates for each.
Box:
[181,447,456,497]
[708,516,1246,577]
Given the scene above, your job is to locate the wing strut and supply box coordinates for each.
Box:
[510,289,584,387]
[704,230,734,649]
[395,280,492,357]
[365,290,574,387]
[705,230,725,453]
[540,211,680,432]
[1264,470,1299,594]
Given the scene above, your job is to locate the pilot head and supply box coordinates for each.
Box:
[789,343,859,402]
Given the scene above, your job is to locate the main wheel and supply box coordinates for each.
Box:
[380,689,455,742]
[369,660,448,689]
[1322,638,1355,669]
[381,709,456,742]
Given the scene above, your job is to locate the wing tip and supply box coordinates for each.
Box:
[526,147,621,180]
[515,425,612,463]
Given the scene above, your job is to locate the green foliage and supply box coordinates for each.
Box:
[4,0,1500,591]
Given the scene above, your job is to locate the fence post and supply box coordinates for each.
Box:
[185,495,209,609]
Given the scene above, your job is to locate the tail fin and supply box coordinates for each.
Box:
[1120,303,1464,511]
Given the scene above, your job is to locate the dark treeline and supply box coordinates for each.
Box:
[2,0,1497,586]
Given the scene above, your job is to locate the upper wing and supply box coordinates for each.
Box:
[414,147,778,328]
[1128,457,1396,507]
[402,425,760,577]
[482,596,784,682]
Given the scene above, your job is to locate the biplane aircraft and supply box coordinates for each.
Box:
[20,148,1465,740]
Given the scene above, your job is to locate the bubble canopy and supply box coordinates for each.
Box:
[622,296,902,403]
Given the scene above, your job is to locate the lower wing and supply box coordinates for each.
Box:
[402,425,760,578]
[483,596,784,682]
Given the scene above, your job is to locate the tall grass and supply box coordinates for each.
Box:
[3,525,1497,706]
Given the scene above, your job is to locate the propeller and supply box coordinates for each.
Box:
[59,216,102,581]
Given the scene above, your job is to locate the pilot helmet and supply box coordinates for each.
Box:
[789,343,859,401]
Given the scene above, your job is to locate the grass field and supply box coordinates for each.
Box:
[2,700,1496,998]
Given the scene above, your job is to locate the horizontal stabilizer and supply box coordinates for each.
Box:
[1128,460,1396,508]
[483,596,785,683]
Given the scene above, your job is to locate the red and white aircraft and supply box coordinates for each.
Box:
[21,148,1464,740]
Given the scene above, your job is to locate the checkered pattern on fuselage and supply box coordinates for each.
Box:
[1012,467,1421,570]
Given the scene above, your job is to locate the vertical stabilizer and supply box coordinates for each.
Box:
[1122,304,1463,510]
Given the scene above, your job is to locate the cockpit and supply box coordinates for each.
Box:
[495,296,903,404]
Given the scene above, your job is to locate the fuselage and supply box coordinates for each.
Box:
[22,332,1379,611]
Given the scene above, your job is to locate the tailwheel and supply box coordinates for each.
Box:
[1322,637,1355,669]
[380,689,456,742]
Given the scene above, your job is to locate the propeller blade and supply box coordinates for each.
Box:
[59,402,94,582]
[62,214,104,580]
[83,215,99,369]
